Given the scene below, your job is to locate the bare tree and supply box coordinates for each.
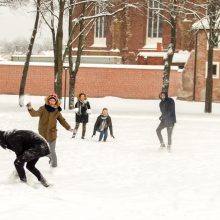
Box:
[40,0,145,107]
[18,0,41,106]
[181,0,220,112]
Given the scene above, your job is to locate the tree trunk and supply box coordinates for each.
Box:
[18,0,41,106]
[205,42,214,113]
[54,0,65,99]
[162,2,177,94]
[204,1,216,113]
[69,2,86,109]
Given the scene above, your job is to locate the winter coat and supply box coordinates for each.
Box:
[159,95,176,127]
[28,97,71,142]
[93,115,113,136]
[0,130,50,157]
[75,100,91,123]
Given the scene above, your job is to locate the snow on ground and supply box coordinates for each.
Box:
[0,95,220,220]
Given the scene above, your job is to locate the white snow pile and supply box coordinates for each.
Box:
[0,95,220,220]
[138,51,190,63]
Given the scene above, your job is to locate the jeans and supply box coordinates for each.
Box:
[74,122,87,138]
[99,130,108,141]
[156,121,174,146]
[48,140,57,167]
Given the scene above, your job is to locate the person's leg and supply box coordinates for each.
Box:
[99,131,104,141]
[48,140,57,167]
[72,122,80,138]
[14,157,27,182]
[103,130,108,142]
[156,122,166,147]
[82,123,87,139]
[26,158,49,187]
[167,125,174,151]
[26,158,41,180]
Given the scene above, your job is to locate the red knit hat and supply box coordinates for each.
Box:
[48,93,58,102]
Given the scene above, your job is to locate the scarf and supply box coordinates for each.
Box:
[99,116,108,131]
[45,104,62,112]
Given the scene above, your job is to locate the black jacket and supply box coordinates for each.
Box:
[159,96,176,127]
[75,100,91,123]
[0,130,50,157]
[93,115,113,136]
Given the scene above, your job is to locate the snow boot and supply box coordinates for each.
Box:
[160,143,166,148]
[167,145,171,152]
[39,175,50,187]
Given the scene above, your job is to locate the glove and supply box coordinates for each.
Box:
[86,109,92,114]
[26,102,32,110]
[73,108,79,113]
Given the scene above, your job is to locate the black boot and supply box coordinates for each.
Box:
[39,175,50,187]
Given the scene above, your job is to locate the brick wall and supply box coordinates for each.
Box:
[178,30,220,102]
[0,64,181,99]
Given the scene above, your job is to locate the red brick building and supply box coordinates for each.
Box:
[73,0,194,64]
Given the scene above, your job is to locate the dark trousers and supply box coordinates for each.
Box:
[99,130,108,141]
[14,144,49,182]
[74,122,87,137]
[156,121,174,146]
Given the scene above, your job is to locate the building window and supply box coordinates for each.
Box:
[145,0,163,48]
[206,62,219,79]
[93,2,107,47]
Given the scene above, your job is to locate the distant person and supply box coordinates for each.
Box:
[156,92,176,152]
[0,129,50,187]
[92,108,114,142]
[72,93,91,139]
[27,93,73,167]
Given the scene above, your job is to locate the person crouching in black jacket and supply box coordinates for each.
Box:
[92,108,114,142]
[156,92,176,152]
[0,129,50,187]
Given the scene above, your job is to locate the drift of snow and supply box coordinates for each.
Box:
[0,95,220,220]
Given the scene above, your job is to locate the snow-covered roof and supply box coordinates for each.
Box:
[192,17,220,30]
[0,61,179,70]
[138,51,190,63]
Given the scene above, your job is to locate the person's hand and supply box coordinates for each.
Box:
[26,102,32,110]
[69,128,74,132]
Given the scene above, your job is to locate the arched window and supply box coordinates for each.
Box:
[146,0,163,48]
[93,1,107,47]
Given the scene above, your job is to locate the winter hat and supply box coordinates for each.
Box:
[48,93,58,102]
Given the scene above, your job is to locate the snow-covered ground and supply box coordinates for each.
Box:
[0,95,220,220]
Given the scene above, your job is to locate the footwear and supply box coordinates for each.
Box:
[167,145,171,152]
[160,143,166,148]
[39,175,50,187]
[72,133,76,138]
[81,136,85,139]
[20,177,27,183]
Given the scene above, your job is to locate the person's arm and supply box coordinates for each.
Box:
[92,117,100,136]
[57,113,71,130]
[27,104,43,117]
[108,117,114,138]
[86,102,92,114]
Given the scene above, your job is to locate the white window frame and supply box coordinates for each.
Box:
[145,0,163,48]
[92,3,107,48]
[205,62,219,79]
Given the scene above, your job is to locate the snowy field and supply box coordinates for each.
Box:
[1,94,220,220]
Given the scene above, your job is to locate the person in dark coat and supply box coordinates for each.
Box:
[0,129,50,187]
[156,92,176,152]
[92,108,114,142]
[72,93,91,139]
